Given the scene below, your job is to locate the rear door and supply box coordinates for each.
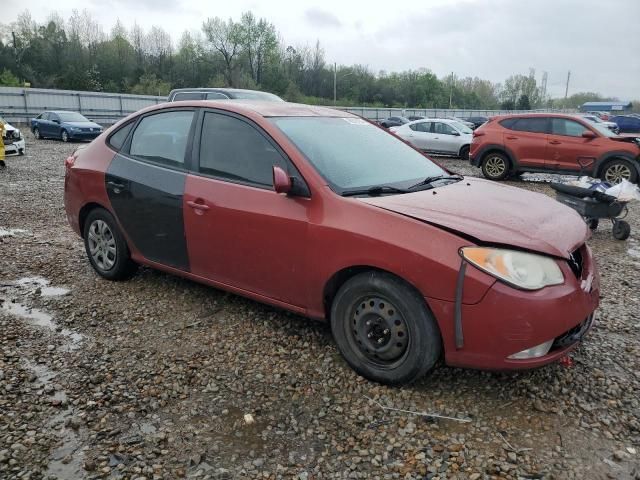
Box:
[547,118,599,172]
[105,109,196,270]
[502,117,549,167]
[184,110,310,306]
[406,121,431,150]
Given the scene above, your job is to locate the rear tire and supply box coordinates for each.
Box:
[330,271,442,385]
[586,218,599,231]
[459,145,470,160]
[600,158,637,185]
[481,152,510,180]
[83,208,137,280]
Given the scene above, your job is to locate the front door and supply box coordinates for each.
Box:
[432,122,460,154]
[184,110,310,306]
[105,109,196,270]
[547,118,599,172]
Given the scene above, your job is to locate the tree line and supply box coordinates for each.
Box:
[0,10,628,110]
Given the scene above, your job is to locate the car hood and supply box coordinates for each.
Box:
[358,178,588,259]
[64,121,101,129]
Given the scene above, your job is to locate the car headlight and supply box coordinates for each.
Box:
[460,247,564,290]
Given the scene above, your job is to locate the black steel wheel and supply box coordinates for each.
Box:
[83,208,137,280]
[612,220,631,240]
[459,145,470,160]
[331,271,442,385]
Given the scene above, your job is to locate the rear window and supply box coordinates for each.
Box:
[501,117,547,133]
[108,122,134,151]
[129,111,194,167]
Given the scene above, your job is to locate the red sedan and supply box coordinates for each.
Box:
[64,101,599,385]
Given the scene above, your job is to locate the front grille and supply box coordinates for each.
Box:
[568,247,584,279]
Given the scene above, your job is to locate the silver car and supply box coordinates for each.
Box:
[391,118,473,158]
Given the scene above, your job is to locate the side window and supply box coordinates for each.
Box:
[173,92,205,101]
[129,111,194,166]
[108,122,134,151]
[205,92,229,100]
[409,123,418,131]
[551,118,588,137]
[50,114,60,123]
[198,112,286,187]
[512,118,547,133]
[415,122,431,133]
[434,122,456,135]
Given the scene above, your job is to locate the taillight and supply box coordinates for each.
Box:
[472,130,485,138]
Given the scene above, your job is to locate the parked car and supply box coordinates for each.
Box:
[391,118,472,158]
[64,101,599,385]
[445,117,475,129]
[1,116,26,156]
[168,88,284,102]
[586,111,610,121]
[580,114,619,134]
[609,115,640,134]
[470,113,640,184]
[462,116,489,129]
[407,115,425,121]
[379,116,410,128]
[31,111,103,142]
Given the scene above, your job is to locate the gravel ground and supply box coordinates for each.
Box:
[1,134,639,480]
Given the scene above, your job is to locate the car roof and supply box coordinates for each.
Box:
[159,100,356,118]
[492,112,592,121]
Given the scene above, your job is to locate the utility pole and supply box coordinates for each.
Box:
[333,62,337,105]
[564,71,571,100]
[448,72,454,109]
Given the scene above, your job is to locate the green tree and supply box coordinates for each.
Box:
[0,68,20,86]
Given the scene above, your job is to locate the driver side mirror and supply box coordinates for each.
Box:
[582,130,596,139]
[273,165,292,194]
[52,119,60,124]
[451,131,460,136]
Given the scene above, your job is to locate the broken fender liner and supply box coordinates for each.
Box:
[454,258,467,349]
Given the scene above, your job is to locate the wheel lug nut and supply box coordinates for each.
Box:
[377,338,384,344]
[366,320,372,326]
[367,333,373,339]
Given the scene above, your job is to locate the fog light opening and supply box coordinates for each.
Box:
[507,339,554,360]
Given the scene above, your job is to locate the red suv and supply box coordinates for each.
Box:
[470,113,640,183]
[64,102,599,385]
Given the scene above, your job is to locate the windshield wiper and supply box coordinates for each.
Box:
[342,185,410,197]
[408,174,463,191]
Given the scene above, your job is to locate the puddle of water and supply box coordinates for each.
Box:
[140,422,157,434]
[629,248,640,259]
[0,227,29,237]
[0,300,83,350]
[14,277,70,297]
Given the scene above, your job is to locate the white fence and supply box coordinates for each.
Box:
[0,86,572,125]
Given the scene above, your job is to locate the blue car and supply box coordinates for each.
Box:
[609,115,640,134]
[30,111,103,142]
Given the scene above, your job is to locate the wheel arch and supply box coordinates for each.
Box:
[322,265,429,320]
[594,152,640,178]
[78,202,109,238]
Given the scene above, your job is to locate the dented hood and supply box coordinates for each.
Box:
[358,178,588,258]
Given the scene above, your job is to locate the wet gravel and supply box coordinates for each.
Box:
[1,134,639,479]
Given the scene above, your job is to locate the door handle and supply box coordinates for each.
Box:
[107,181,125,189]
[506,136,518,140]
[187,200,210,211]
[549,140,561,145]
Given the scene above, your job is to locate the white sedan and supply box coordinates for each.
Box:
[390,118,472,158]
[1,117,26,156]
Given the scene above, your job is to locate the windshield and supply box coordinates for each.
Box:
[57,112,90,122]
[271,117,446,192]
[450,121,473,134]
[231,91,284,101]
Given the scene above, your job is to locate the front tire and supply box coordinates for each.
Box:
[600,159,637,185]
[61,130,69,143]
[481,152,511,180]
[33,128,41,140]
[330,272,442,385]
[83,208,136,280]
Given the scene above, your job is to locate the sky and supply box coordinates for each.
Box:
[6,0,640,99]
